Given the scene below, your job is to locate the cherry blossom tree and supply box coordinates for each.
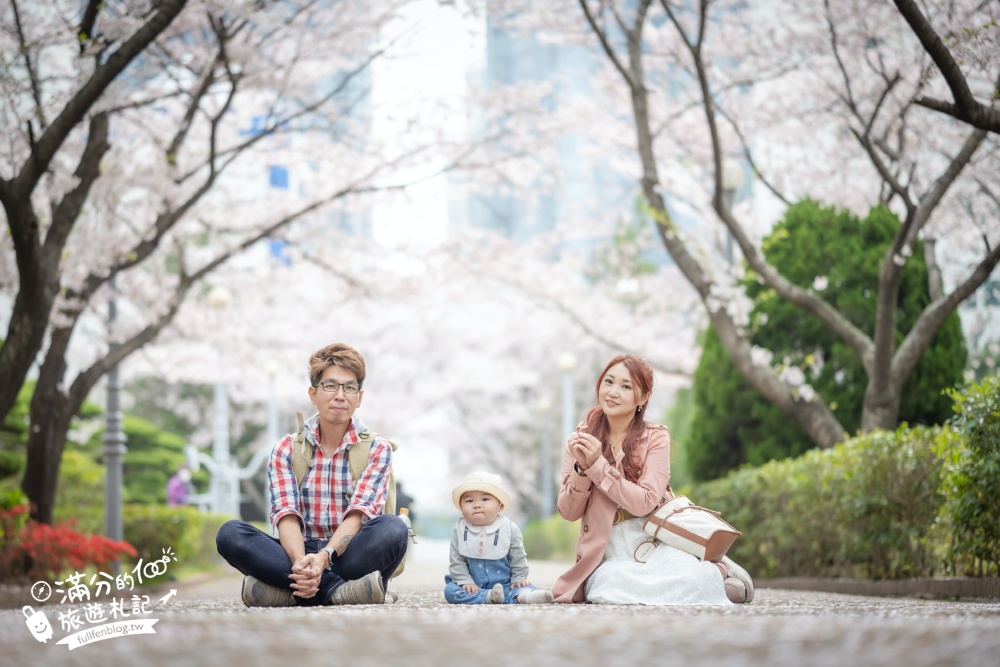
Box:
[0,0,190,428]
[509,0,1000,449]
[0,0,460,522]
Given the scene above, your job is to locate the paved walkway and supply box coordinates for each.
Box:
[2,542,998,667]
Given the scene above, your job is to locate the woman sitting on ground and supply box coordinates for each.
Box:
[552,354,753,605]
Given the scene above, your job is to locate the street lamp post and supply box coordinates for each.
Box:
[211,380,237,517]
[103,278,127,574]
[186,323,279,517]
[557,352,577,446]
[265,358,280,448]
[536,394,554,518]
[616,277,639,314]
[207,286,236,518]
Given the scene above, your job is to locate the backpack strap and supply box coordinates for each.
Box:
[348,429,375,482]
[294,417,386,488]
[347,430,398,517]
[291,411,313,488]
[294,417,397,516]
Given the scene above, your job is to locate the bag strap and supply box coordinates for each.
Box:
[656,482,676,506]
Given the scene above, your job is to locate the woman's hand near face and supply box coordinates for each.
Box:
[565,432,587,468]
[567,432,602,470]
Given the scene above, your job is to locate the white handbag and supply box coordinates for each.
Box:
[642,493,741,563]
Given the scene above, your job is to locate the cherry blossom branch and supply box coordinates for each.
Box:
[45,113,110,260]
[3,0,189,199]
[79,0,101,49]
[578,0,640,91]
[175,36,391,184]
[892,0,1000,134]
[10,0,47,130]
[662,0,874,368]
[714,105,792,207]
[824,1,913,208]
[579,1,851,446]
[165,50,224,166]
[904,129,986,247]
[893,241,1000,385]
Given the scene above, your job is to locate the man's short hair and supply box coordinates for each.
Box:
[308,343,366,387]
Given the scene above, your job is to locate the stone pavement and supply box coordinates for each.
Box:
[2,541,998,667]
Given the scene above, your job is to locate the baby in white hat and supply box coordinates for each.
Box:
[444,471,553,605]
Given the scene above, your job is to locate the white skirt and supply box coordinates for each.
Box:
[584,518,733,605]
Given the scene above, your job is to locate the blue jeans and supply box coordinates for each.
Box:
[443,555,536,604]
[216,516,408,606]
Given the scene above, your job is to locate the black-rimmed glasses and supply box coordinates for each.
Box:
[314,381,361,394]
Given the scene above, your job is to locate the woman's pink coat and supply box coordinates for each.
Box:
[552,422,671,603]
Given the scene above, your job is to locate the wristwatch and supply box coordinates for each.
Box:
[321,546,337,570]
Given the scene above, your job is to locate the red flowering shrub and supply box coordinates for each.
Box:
[0,501,137,582]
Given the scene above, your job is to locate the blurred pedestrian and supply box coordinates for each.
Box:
[166,464,191,506]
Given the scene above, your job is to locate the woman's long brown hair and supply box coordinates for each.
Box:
[582,354,654,483]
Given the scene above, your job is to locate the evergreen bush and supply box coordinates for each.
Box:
[687,200,967,480]
[942,375,1000,575]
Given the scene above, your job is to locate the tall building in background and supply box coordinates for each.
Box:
[459,10,638,246]
[369,1,647,253]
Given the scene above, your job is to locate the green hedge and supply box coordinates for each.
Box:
[122,505,228,584]
[522,514,579,561]
[671,377,999,580]
[690,425,955,579]
[942,375,1000,575]
[54,449,106,535]
[43,451,226,583]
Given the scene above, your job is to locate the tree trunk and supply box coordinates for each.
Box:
[595,2,994,449]
[0,207,57,423]
[860,383,903,433]
[21,384,76,525]
[709,289,849,448]
[21,324,85,524]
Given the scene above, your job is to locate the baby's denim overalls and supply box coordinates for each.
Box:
[444,515,536,604]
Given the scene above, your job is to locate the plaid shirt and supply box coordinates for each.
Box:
[268,413,392,541]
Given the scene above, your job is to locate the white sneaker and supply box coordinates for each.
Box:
[721,556,754,603]
[486,583,505,604]
[516,589,554,604]
[724,576,748,603]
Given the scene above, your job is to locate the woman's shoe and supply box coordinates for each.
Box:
[721,556,754,603]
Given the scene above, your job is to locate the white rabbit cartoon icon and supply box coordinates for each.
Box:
[23,606,54,643]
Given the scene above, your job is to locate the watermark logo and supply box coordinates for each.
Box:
[23,606,54,643]
[24,547,178,651]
